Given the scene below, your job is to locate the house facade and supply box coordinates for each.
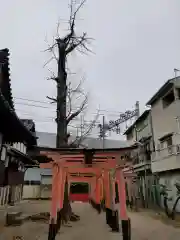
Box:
[0,48,37,206]
[147,76,180,211]
[124,110,155,207]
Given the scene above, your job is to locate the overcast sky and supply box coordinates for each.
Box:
[1,0,180,137]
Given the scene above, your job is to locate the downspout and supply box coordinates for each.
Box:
[148,110,156,207]
[149,110,155,152]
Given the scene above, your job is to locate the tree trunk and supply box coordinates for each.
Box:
[56,41,67,148]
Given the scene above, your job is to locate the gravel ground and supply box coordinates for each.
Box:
[1,201,180,239]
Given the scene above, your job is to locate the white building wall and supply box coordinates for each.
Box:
[12,142,27,154]
[159,172,180,212]
[22,168,52,199]
[150,79,180,212]
[151,97,180,172]
[23,185,40,199]
[136,114,152,142]
[151,99,180,146]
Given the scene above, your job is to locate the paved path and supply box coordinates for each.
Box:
[1,201,180,239]
[130,211,180,240]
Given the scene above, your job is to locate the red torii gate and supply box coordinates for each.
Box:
[36,146,136,240]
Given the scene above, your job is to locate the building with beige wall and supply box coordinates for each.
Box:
[147,76,180,211]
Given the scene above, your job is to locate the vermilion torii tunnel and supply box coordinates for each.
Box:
[33,146,136,240]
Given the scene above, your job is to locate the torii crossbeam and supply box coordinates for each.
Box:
[35,146,136,240]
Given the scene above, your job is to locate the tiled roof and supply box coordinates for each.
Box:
[0,92,37,146]
[0,48,14,109]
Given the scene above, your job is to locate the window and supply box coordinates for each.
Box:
[176,88,180,99]
[160,142,164,149]
[162,90,175,108]
[166,136,172,147]
[159,134,173,149]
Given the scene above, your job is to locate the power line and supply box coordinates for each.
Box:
[17,110,100,127]
[14,97,50,105]
[15,102,121,118]
[14,96,122,115]
[15,102,55,109]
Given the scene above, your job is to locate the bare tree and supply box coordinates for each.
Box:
[45,0,93,148]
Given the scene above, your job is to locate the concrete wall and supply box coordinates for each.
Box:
[151,147,180,172]
[23,185,40,199]
[151,99,180,145]
[24,168,52,182]
[23,168,52,199]
[126,112,152,143]
[159,172,180,212]
[151,94,180,172]
[136,114,152,142]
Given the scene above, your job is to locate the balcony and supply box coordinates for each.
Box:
[128,151,151,173]
[151,145,180,173]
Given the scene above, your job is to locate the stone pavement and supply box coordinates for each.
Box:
[0,200,30,226]
[0,201,180,239]
[130,211,180,240]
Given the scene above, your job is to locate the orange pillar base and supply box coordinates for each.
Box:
[121,218,131,240]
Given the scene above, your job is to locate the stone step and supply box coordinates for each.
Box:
[16,213,31,222]
[5,212,22,226]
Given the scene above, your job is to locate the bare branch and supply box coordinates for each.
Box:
[70,77,86,100]
[44,37,58,64]
[79,110,99,139]
[46,96,57,103]
[66,94,88,125]
[64,0,86,44]
[65,32,91,55]
[47,76,58,82]
[43,57,54,68]
[69,110,100,147]
[66,82,72,118]
[44,43,57,52]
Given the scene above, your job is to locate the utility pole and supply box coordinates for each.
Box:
[98,101,139,139]
[80,115,84,138]
[102,115,105,149]
[135,101,140,119]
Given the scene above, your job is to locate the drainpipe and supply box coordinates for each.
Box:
[174,69,180,143]
[135,101,140,119]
